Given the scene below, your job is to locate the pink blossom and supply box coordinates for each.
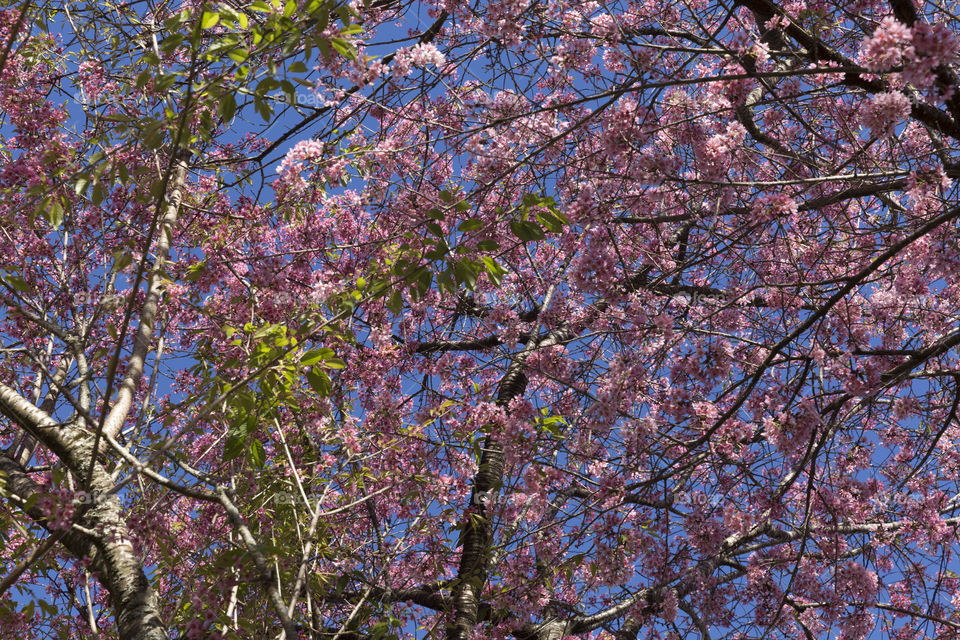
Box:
[838,561,879,601]
[392,43,446,78]
[660,589,678,622]
[861,91,911,136]
[753,192,798,222]
[912,22,959,65]
[77,60,108,102]
[696,121,746,179]
[652,312,673,331]
[859,17,914,71]
[37,490,74,531]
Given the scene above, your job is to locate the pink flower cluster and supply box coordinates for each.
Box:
[277,138,326,174]
[752,192,798,222]
[904,166,951,213]
[859,17,915,71]
[568,230,617,293]
[391,43,446,78]
[275,139,327,195]
[183,590,223,639]
[837,561,879,601]
[77,60,107,102]
[37,490,75,531]
[861,91,911,136]
[858,17,959,90]
[696,121,746,180]
[478,0,532,46]
[912,21,960,65]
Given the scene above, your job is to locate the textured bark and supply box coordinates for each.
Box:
[614,619,642,640]
[0,385,168,640]
[100,158,188,442]
[447,280,571,639]
[447,367,526,640]
[85,475,168,640]
[0,452,98,563]
[513,619,576,640]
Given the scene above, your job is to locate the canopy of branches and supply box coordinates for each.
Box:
[1,1,960,640]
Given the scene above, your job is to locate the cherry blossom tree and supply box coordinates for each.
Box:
[4,0,960,639]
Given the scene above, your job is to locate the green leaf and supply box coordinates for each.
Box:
[549,207,568,224]
[37,599,57,616]
[243,410,259,436]
[426,222,445,238]
[144,126,165,149]
[453,259,478,291]
[415,267,433,297]
[201,11,220,28]
[458,219,483,232]
[228,48,249,63]
[424,240,449,260]
[256,77,280,96]
[159,33,184,53]
[2,274,30,293]
[510,220,545,241]
[536,210,563,232]
[218,92,236,120]
[223,434,245,461]
[43,197,63,229]
[306,369,331,395]
[476,239,499,252]
[324,358,346,369]
[311,7,330,32]
[184,260,206,282]
[437,269,455,293]
[329,37,356,60]
[300,350,327,366]
[387,290,403,314]
[317,36,331,59]
[335,4,354,26]
[280,79,297,105]
[255,98,273,121]
[247,439,266,468]
[481,257,505,287]
[288,61,308,72]
[113,251,133,272]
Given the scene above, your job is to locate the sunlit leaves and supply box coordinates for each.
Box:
[140,0,362,131]
[329,37,356,60]
[210,323,349,466]
[510,193,568,242]
[0,273,31,293]
[200,11,220,29]
[37,194,65,229]
[509,219,545,241]
[369,189,568,313]
[481,257,505,287]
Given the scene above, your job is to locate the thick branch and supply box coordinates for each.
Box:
[0,386,167,640]
[100,158,188,441]
[219,487,299,640]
